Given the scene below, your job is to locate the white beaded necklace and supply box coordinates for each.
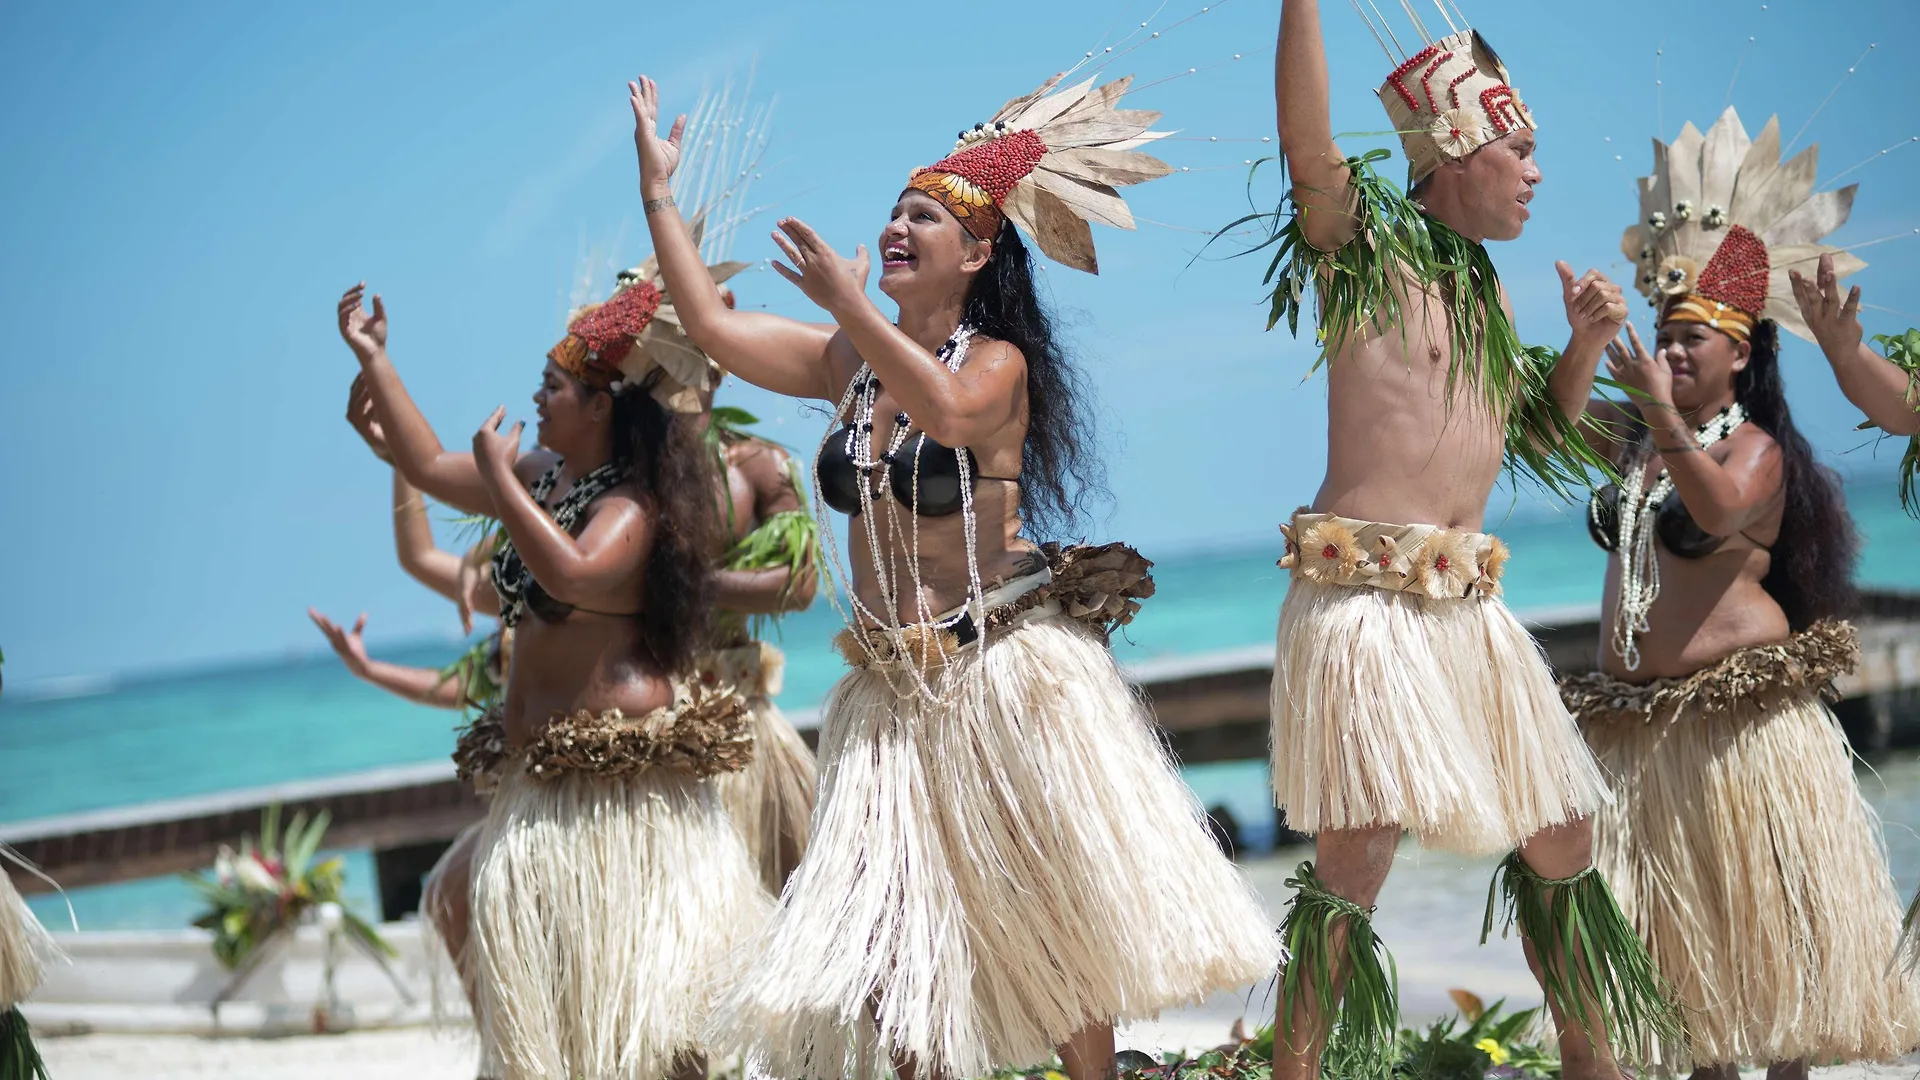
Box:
[1610,402,1747,671]
[812,324,987,702]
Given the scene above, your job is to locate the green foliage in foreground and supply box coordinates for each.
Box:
[990,993,1560,1080]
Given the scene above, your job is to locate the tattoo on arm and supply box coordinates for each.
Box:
[1653,443,1703,454]
[643,194,675,215]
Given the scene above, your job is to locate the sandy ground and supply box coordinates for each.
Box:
[34,847,1920,1079]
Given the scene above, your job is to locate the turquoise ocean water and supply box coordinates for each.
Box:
[8,478,1917,930]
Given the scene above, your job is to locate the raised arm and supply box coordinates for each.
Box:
[713,443,819,616]
[1276,0,1359,252]
[632,77,839,401]
[1551,264,1629,419]
[1792,255,1920,436]
[1611,338,1782,535]
[391,470,465,605]
[769,218,1024,449]
[308,609,465,710]
[473,410,647,607]
[338,284,501,515]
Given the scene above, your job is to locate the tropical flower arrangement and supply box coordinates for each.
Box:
[181,805,392,970]
[989,991,1560,1080]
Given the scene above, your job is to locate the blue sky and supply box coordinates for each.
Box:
[2,0,1917,684]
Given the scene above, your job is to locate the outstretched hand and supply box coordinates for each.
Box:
[337,283,388,363]
[473,407,523,477]
[630,76,684,193]
[1559,261,1628,349]
[346,374,392,462]
[308,609,371,676]
[769,218,870,316]
[1604,322,1674,411]
[1789,252,1864,357]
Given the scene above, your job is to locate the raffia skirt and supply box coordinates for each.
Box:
[1271,512,1610,854]
[467,689,771,1080]
[706,642,817,895]
[1,867,58,1009]
[707,575,1281,1080]
[418,821,504,1079]
[1569,623,1920,1068]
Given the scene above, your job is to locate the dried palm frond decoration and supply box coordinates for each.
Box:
[1621,107,1862,342]
[906,72,1174,273]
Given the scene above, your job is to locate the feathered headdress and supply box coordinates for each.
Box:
[550,220,750,413]
[1621,106,1862,342]
[905,73,1174,273]
[1377,29,1534,184]
[551,85,768,410]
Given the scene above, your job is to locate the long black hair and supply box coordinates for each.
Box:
[961,221,1108,539]
[608,374,716,670]
[1740,319,1859,628]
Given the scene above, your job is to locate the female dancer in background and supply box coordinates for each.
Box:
[337,242,765,1079]
[1566,107,1920,1075]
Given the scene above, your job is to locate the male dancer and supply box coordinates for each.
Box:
[1264,3,1672,1078]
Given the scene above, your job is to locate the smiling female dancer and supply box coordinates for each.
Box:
[1565,106,1920,1076]
[631,71,1279,1080]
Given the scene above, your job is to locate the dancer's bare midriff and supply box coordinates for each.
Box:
[1311,275,1510,531]
[504,615,674,747]
[1597,451,1786,682]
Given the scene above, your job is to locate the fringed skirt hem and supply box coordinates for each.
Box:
[709,612,1280,1080]
[1270,578,1609,855]
[1581,685,1920,1066]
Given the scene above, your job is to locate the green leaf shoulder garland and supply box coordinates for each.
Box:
[1231,149,1618,501]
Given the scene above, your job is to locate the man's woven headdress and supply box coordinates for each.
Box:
[1377,28,1535,185]
[905,73,1173,273]
[1621,106,1862,342]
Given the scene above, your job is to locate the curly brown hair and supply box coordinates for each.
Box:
[609,373,717,670]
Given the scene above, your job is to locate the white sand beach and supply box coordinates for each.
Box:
[33,846,1920,1078]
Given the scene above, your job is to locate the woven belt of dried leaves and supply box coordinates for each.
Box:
[986,541,1157,642]
[520,681,754,780]
[451,706,510,785]
[832,622,966,671]
[1562,620,1859,726]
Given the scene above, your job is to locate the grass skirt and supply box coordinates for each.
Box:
[707,610,1281,1080]
[707,644,817,896]
[2,863,60,1080]
[716,695,816,896]
[1271,578,1609,854]
[417,820,506,1078]
[470,761,770,1080]
[1572,626,1920,1067]
[0,869,57,1009]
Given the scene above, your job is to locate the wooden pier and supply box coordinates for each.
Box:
[8,590,1919,913]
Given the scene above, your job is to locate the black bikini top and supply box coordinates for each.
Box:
[814,373,1016,518]
[1587,484,1775,558]
[490,460,634,626]
[1587,484,1723,559]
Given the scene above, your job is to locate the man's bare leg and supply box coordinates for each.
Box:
[1272,825,1399,1080]
[1059,1021,1117,1080]
[1514,818,1623,1080]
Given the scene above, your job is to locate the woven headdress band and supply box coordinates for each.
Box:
[903,74,1173,274]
